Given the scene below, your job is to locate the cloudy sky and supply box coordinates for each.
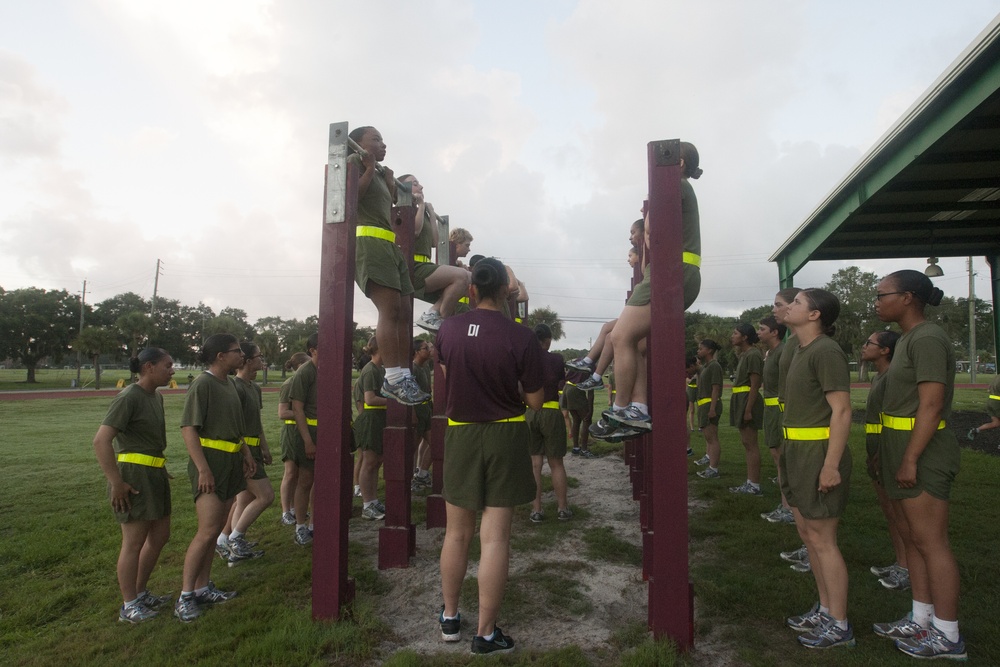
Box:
[2,1,998,348]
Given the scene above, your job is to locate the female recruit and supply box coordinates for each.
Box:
[781,289,854,650]
[354,336,388,520]
[694,339,723,476]
[871,270,965,660]
[93,347,175,623]
[436,257,545,654]
[348,126,429,406]
[758,315,794,524]
[528,323,571,523]
[174,334,255,622]
[277,351,310,525]
[729,323,764,495]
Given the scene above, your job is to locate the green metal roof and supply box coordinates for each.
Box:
[770,15,1000,281]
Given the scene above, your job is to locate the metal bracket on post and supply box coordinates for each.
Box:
[326,123,348,224]
[436,215,450,266]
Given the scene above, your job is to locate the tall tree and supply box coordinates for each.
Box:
[115,311,152,380]
[0,287,80,382]
[72,326,120,390]
[220,307,255,340]
[824,266,880,371]
[255,331,281,385]
[92,292,150,327]
[523,307,565,340]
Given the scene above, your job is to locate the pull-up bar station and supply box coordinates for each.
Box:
[311,122,693,651]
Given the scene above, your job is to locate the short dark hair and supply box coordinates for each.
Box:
[875,329,901,360]
[534,323,552,342]
[758,315,787,339]
[884,270,944,306]
[699,338,721,352]
[735,323,759,345]
[130,347,170,374]
[198,333,238,365]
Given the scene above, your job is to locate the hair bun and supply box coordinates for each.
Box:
[690,167,703,180]
[928,287,944,307]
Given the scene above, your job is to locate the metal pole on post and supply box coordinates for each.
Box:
[645,139,693,649]
[77,279,86,388]
[312,122,357,619]
[150,259,161,318]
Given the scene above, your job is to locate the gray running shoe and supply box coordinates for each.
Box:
[294,525,313,545]
[873,613,923,639]
[694,455,710,466]
[280,510,295,525]
[879,566,911,590]
[696,467,720,479]
[799,621,855,649]
[194,581,237,605]
[574,376,605,392]
[557,508,573,521]
[529,511,544,523]
[416,310,444,332]
[362,504,385,521]
[780,545,809,563]
[564,357,594,373]
[119,602,157,623]
[374,499,387,513]
[894,625,966,660]
[214,541,230,561]
[381,377,430,406]
[439,608,461,642]
[173,594,201,622]
[589,418,617,439]
[766,506,795,524]
[571,447,597,459]
[729,481,763,496]
[136,590,172,611]
[870,562,899,577]
[786,603,827,632]
[603,426,644,442]
[790,559,812,573]
[227,536,264,566]
[604,405,652,431]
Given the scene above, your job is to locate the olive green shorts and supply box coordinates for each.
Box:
[443,421,535,511]
[987,396,1000,419]
[355,235,414,296]
[280,424,302,462]
[627,273,650,307]
[697,401,721,428]
[686,384,697,404]
[561,385,590,412]
[112,462,171,523]
[188,447,246,502]
[878,428,960,501]
[763,403,783,449]
[287,425,317,471]
[415,401,433,435]
[683,264,700,311]
[354,409,386,456]
[865,432,880,482]
[412,262,443,303]
[247,442,269,480]
[778,440,852,520]
[527,408,567,458]
[730,392,763,430]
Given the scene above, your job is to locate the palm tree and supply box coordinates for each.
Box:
[72,326,120,390]
[116,311,151,381]
[255,331,281,385]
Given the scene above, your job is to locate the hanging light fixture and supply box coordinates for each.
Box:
[925,256,944,277]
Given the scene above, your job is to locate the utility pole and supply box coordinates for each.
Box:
[969,257,977,384]
[77,279,86,387]
[150,259,161,317]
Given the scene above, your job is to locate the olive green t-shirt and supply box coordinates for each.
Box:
[278,376,294,405]
[414,208,434,258]
[358,361,385,404]
[987,375,1000,418]
[783,335,850,428]
[734,347,763,387]
[762,340,783,398]
[102,383,167,457]
[681,179,700,257]
[289,360,318,420]
[180,371,245,442]
[413,360,432,394]
[865,371,888,425]
[348,154,392,230]
[697,358,723,404]
[882,321,955,421]
[777,334,799,403]
[234,376,263,439]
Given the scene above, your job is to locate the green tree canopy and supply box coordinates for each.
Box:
[0,287,81,382]
[72,326,120,390]
[523,307,564,340]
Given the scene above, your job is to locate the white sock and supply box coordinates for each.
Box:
[482,629,495,641]
[364,500,375,509]
[385,367,404,384]
[194,585,209,596]
[216,533,229,547]
[123,597,139,608]
[631,402,649,414]
[582,356,593,365]
[296,523,307,531]
[819,604,830,615]
[402,368,413,379]
[931,615,960,643]
[230,530,243,541]
[833,618,848,630]
[912,600,934,627]
[416,470,429,479]
[591,372,601,382]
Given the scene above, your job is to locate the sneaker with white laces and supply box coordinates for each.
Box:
[786,603,828,632]
[798,621,855,649]
[790,558,812,573]
[729,481,763,496]
[529,511,544,523]
[895,625,967,660]
[767,506,796,524]
[696,467,720,479]
[214,541,230,561]
[557,508,573,521]
[362,504,385,521]
[879,566,911,590]
[173,594,201,622]
[564,357,594,373]
[416,310,444,332]
[373,499,387,513]
[354,485,362,497]
[411,474,431,493]
[604,405,652,431]
[280,510,295,525]
[873,613,923,639]
[227,536,264,566]
[194,582,237,605]
[471,625,515,654]
[439,608,461,642]
[574,376,605,392]
[381,377,430,406]
[295,525,313,545]
[780,545,809,563]
[119,602,157,623]
[870,562,899,577]
[136,590,172,611]
[694,454,710,466]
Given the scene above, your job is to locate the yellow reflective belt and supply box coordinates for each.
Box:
[283,419,296,425]
[990,395,1000,401]
[683,252,701,267]
[865,424,883,434]
[117,452,165,468]
[458,297,469,304]
[687,382,697,388]
[244,437,260,447]
[364,404,387,410]
[783,427,830,440]
[357,225,396,243]
[731,386,750,394]
[542,401,560,409]
[414,254,431,263]
[697,397,712,406]
[880,413,946,431]
[448,414,527,426]
[779,401,785,412]
[306,418,318,426]
[199,438,242,453]
[515,318,522,323]
[763,397,780,406]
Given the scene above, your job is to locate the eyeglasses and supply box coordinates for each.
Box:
[862,340,883,348]
[875,291,908,301]
[247,354,264,361]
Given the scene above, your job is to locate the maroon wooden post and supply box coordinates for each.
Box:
[626,255,644,493]
[426,221,455,529]
[312,121,357,619]
[379,201,417,569]
[645,139,693,648]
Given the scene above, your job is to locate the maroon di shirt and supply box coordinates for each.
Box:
[541,350,566,403]
[436,309,545,422]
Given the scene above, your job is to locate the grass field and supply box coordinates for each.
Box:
[0,388,996,665]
